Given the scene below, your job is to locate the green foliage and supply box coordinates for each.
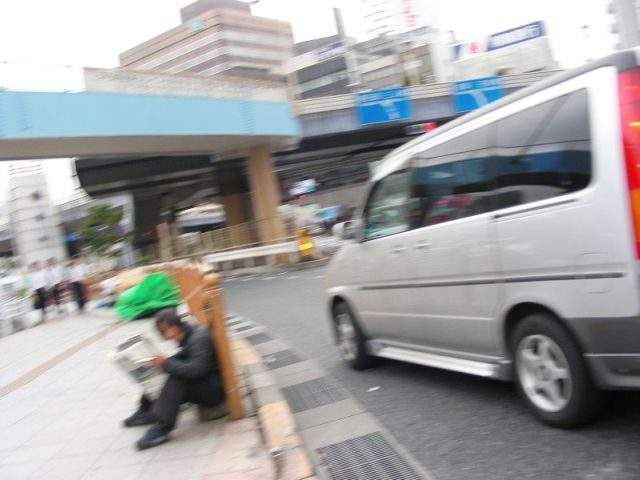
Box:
[80,204,132,258]
[137,254,153,266]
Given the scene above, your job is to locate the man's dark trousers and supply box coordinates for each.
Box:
[140,375,224,431]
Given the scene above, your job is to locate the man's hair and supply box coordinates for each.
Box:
[155,308,183,328]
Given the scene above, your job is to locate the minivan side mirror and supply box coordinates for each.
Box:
[332,220,355,240]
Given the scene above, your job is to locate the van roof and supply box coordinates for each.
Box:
[375,48,640,178]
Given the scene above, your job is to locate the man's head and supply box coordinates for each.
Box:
[47,258,56,267]
[31,262,40,271]
[155,308,185,342]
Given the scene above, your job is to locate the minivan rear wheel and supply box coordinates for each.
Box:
[511,313,604,428]
[333,303,377,370]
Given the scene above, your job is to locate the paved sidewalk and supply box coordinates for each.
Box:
[0,309,274,480]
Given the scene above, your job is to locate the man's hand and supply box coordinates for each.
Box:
[152,355,167,369]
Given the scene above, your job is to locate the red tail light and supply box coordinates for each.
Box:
[618,68,640,258]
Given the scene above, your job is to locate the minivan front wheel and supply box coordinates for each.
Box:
[511,313,604,428]
[333,303,377,370]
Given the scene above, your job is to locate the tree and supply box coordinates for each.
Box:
[80,204,131,258]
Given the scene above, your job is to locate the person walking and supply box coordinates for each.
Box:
[45,258,65,315]
[28,262,48,323]
[69,258,88,312]
[123,309,225,450]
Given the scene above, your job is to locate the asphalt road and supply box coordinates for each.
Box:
[223,266,640,480]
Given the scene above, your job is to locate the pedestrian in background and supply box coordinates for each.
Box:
[45,258,65,315]
[28,262,48,323]
[70,257,88,312]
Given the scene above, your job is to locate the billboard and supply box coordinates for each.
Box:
[286,41,347,73]
[451,21,546,62]
[487,21,546,51]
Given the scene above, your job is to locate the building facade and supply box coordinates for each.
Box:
[119,0,293,83]
[610,0,640,49]
[290,26,444,99]
[361,0,424,38]
[8,164,66,266]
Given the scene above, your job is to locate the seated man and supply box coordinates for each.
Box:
[124,308,226,450]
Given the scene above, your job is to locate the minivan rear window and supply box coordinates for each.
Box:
[492,89,591,208]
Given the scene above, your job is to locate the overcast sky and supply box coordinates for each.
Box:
[0,0,616,204]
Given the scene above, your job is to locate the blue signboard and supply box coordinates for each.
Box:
[452,77,504,113]
[356,87,411,126]
[487,21,546,51]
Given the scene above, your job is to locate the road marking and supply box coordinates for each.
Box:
[0,322,122,398]
[313,276,324,279]
[287,276,299,280]
[262,276,276,281]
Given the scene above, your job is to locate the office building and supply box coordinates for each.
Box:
[290,26,444,99]
[610,0,640,49]
[361,0,423,37]
[119,0,293,82]
[8,164,66,266]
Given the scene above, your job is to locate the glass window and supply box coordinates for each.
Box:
[491,89,591,209]
[409,157,490,229]
[363,170,410,240]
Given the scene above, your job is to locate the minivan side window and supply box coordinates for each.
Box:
[492,89,591,208]
[409,127,492,229]
[363,170,410,241]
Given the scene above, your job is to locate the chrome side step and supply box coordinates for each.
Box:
[368,341,511,380]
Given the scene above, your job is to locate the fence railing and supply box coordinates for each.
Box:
[159,216,298,261]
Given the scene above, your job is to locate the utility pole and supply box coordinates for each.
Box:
[334,8,362,91]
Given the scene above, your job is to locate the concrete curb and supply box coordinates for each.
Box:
[226,314,433,480]
[232,337,318,480]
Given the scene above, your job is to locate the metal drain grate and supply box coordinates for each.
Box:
[234,324,256,332]
[246,333,272,345]
[317,432,421,480]
[281,377,345,413]
[263,349,302,370]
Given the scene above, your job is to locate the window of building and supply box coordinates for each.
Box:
[137,31,223,70]
[363,170,410,240]
[492,89,591,209]
[298,71,349,93]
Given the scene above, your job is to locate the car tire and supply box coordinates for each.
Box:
[511,312,605,428]
[333,302,377,370]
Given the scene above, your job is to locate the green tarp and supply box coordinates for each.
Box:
[115,272,180,321]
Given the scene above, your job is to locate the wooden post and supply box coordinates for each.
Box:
[164,264,243,419]
[203,273,244,419]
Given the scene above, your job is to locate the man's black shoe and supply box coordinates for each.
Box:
[136,425,170,450]
[123,410,156,427]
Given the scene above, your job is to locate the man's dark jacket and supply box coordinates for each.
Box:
[163,323,220,381]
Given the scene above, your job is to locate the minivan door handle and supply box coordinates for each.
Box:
[391,246,406,254]
[414,240,431,250]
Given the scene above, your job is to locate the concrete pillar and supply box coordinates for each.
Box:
[221,193,250,226]
[246,145,285,244]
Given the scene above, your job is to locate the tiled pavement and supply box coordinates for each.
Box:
[0,308,274,480]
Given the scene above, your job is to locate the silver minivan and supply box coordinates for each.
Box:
[325,49,640,428]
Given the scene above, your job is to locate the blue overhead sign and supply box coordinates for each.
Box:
[452,77,504,113]
[487,21,546,51]
[356,87,411,126]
